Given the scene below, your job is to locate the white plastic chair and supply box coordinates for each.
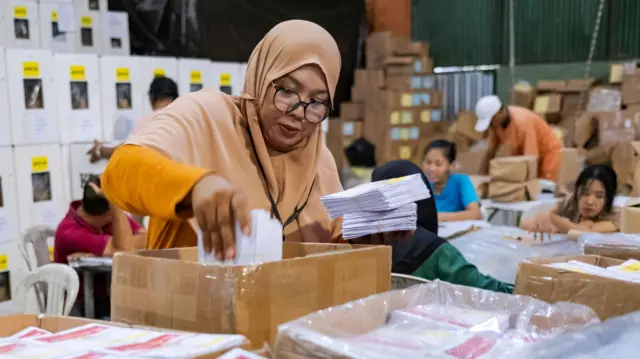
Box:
[13,263,79,316]
[19,225,55,271]
[391,273,429,290]
[19,226,56,312]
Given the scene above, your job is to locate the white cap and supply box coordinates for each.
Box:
[474,95,502,132]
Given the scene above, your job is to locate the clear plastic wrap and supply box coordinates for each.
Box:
[449,227,582,284]
[587,87,622,112]
[579,232,640,260]
[510,311,640,359]
[274,280,599,359]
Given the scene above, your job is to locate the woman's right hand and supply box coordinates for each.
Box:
[191,174,252,260]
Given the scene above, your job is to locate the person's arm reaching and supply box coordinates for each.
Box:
[87,140,120,163]
[479,130,499,175]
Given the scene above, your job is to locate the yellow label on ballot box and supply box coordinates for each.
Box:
[116,67,130,82]
[70,65,86,81]
[81,16,93,27]
[0,255,8,271]
[31,156,49,172]
[153,68,166,77]
[14,6,27,19]
[390,111,400,125]
[534,96,550,113]
[23,62,40,78]
[220,73,231,86]
[51,10,58,22]
[190,70,202,84]
[399,146,412,160]
[420,110,431,124]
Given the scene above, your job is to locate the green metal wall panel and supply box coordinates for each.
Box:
[411,0,504,66]
[507,0,610,64]
[609,0,640,59]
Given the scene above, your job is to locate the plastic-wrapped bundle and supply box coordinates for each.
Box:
[274,280,599,359]
[510,311,640,359]
[579,232,640,260]
[450,226,581,284]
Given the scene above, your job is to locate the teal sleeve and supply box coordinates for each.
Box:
[412,243,514,294]
[459,174,480,209]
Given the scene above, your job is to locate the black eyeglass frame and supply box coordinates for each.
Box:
[271,83,332,123]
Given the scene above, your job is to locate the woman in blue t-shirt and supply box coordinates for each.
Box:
[422,140,482,222]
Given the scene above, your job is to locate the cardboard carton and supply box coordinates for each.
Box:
[456,151,486,175]
[0,314,249,358]
[340,102,364,121]
[488,180,540,202]
[453,111,483,141]
[110,244,391,349]
[533,94,562,115]
[515,255,640,320]
[587,86,621,112]
[564,78,597,92]
[511,82,535,108]
[622,73,640,105]
[489,155,537,182]
[621,206,640,234]
[611,141,640,195]
[468,175,489,199]
[557,148,582,193]
[597,112,635,147]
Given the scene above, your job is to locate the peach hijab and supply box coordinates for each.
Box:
[127,20,344,242]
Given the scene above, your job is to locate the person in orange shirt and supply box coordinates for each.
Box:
[475,95,563,181]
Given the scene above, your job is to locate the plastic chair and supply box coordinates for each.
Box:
[391,273,429,290]
[19,226,56,312]
[20,225,55,271]
[13,263,79,316]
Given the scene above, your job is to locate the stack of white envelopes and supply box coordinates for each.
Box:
[321,174,431,239]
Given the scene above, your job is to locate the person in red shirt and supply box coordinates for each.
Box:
[54,175,145,317]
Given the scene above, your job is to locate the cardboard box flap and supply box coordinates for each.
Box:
[489,155,537,182]
[515,255,640,320]
[537,80,567,92]
[111,243,391,349]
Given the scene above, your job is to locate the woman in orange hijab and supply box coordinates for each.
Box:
[101,20,345,260]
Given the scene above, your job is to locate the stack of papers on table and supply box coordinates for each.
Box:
[321,174,430,240]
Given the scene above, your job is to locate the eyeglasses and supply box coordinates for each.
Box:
[272,83,331,124]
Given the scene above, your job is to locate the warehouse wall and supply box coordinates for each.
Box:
[412,0,640,67]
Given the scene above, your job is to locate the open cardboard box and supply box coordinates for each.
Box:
[0,314,250,358]
[515,255,640,320]
[111,243,391,350]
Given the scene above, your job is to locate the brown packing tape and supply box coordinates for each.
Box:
[515,255,640,320]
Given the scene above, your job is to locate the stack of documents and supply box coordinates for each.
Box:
[321,174,431,240]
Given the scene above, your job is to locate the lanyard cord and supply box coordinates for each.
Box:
[246,125,316,231]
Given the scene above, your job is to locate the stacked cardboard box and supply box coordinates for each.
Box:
[328,32,443,166]
[488,156,540,202]
[534,78,596,129]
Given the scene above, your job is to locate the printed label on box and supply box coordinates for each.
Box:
[412,94,421,106]
[411,77,421,89]
[31,156,49,173]
[401,111,413,124]
[410,127,420,140]
[153,68,166,77]
[401,93,412,107]
[190,70,202,84]
[390,111,400,125]
[23,62,40,78]
[421,110,431,123]
[534,96,549,113]
[220,73,232,86]
[610,64,623,83]
[70,66,86,81]
[432,110,442,122]
[399,146,412,159]
[422,93,432,105]
[48,246,53,261]
[399,128,410,140]
[343,122,354,136]
[116,68,130,82]
[391,128,401,140]
[51,11,58,22]
[14,6,27,19]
